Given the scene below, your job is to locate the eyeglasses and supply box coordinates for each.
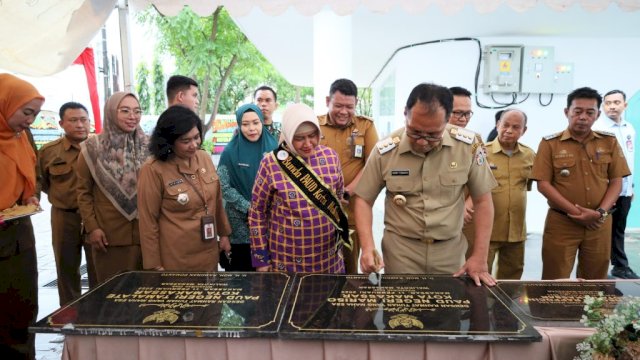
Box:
[406,129,443,142]
[451,111,474,119]
[118,108,143,117]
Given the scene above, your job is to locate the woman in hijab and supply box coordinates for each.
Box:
[249,103,349,273]
[0,73,44,359]
[138,106,232,271]
[218,104,278,271]
[76,92,148,284]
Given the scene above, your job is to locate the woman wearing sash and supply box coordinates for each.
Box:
[249,103,349,273]
[0,74,44,359]
[76,92,148,283]
[218,104,277,271]
[138,106,231,271]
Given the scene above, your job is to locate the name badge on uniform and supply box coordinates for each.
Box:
[391,169,410,176]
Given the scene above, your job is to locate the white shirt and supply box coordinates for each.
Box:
[593,116,635,196]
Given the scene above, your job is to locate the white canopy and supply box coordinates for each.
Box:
[1,0,639,77]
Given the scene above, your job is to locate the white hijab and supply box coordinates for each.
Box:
[281,103,321,156]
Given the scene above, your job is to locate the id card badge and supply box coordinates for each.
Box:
[353,144,363,158]
[352,136,365,158]
[201,215,216,242]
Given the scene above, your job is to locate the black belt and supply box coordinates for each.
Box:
[57,207,79,213]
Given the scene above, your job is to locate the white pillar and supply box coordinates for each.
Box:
[312,11,353,114]
[118,0,134,92]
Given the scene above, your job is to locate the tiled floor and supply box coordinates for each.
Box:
[31,192,640,359]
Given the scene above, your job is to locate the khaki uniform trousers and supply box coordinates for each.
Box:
[92,245,143,284]
[487,241,525,280]
[381,229,466,274]
[542,209,612,280]
[51,207,97,305]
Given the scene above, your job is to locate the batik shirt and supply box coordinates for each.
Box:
[249,145,345,273]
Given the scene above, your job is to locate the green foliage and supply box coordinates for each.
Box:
[576,294,640,359]
[135,62,151,114]
[136,5,313,131]
[357,87,373,117]
[151,57,165,114]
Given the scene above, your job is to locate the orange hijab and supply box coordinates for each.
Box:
[0,74,44,209]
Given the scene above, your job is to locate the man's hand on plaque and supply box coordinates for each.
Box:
[453,256,496,287]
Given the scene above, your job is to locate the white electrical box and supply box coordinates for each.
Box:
[520,46,555,93]
[552,62,574,94]
[483,45,523,94]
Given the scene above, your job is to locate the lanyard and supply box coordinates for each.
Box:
[179,167,209,215]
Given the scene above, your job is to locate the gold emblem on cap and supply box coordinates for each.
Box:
[393,194,407,207]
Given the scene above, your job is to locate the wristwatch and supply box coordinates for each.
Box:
[596,207,609,221]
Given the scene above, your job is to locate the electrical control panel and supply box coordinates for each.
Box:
[483,45,523,94]
[552,62,575,94]
[520,46,555,93]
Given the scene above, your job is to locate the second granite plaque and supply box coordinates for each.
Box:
[280,274,541,342]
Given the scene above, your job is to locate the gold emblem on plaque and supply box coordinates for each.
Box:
[142,309,180,324]
[389,314,424,329]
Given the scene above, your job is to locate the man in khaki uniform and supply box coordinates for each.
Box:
[448,86,483,259]
[485,109,535,279]
[355,83,497,286]
[531,87,630,280]
[39,102,96,305]
[254,85,281,139]
[319,78,379,274]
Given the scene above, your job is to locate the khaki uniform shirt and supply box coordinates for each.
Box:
[76,151,140,247]
[355,124,497,240]
[137,150,231,271]
[531,129,630,209]
[39,136,81,209]
[319,114,378,226]
[318,114,379,186]
[486,140,536,242]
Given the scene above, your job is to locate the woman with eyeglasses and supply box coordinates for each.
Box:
[76,92,149,284]
[249,103,349,273]
[137,106,231,272]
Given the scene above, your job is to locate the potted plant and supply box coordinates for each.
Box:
[575,294,640,359]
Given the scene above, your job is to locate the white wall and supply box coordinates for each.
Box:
[371,36,640,232]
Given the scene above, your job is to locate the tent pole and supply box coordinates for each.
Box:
[118,0,134,92]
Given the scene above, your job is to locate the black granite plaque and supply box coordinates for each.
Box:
[32,271,292,338]
[496,280,640,325]
[280,274,541,342]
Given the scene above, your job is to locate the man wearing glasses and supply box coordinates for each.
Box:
[354,83,497,287]
[531,87,629,280]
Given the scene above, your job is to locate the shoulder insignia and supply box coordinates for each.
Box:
[594,130,615,137]
[376,137,400,155]
[543,132,562,140]
[356,115,375,122]
[449,127,474,144]
[39,137,62,151]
